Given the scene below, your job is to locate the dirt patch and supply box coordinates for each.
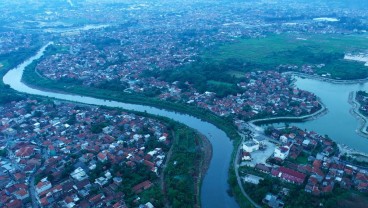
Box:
[200,134,213,180]
[194,134,213,208]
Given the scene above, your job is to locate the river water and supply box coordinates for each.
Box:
[43,24,110,33]
[290,77,368,153]
[3,44,239,208]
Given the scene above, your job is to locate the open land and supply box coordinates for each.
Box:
[205,34,368,80]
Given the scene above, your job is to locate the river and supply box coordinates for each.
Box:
[43,24,111,34]
[290,77,368,153]
[66,0,74,7]
[263,77,368,154]
[3,44,239,207]
[5,43,368,207]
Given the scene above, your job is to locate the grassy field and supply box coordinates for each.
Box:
[204,34,368,79]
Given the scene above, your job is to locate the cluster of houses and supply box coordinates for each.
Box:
[0,99,172,207]
[0,32,33,55]
[239,126,368,207]
[37,27,323,124]
[277,64,326,75]
[356,91,368,118]
[28,0,368,95]
[182,71,321,121]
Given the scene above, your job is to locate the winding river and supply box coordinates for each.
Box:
[3,44,239,207]
[4,43,368,207]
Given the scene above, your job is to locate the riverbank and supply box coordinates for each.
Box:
[163,126,213,207]
[195,134,213,208]
[287,71,368,85]
[349,91,368,137]
[250,100,327,125]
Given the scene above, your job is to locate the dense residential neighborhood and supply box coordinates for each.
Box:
[0,99,172,207]
[1,0,368,208]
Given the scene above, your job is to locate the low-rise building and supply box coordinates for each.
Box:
[36,179,52,195]
[242,140,259,153]
[274,146,290,160]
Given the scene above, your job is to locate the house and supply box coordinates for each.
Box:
[255,163,271,173]
[140,202,155,208]
[132,180,153,194]
[71,167,88,181]
[14,189,29,201]
[243,174,264,185]
[241,151,252,161]
[274,146,290,160]
[97,152,107,162]
[95,177,108,187]
[279,135,288,143]
[63,196,76,208]
[263,193,284,208]
[5,199,22,208]
[36,179,52,195]
[113,177,122,185]
[271,167,306,185]
[89,193,105,206]
[15,146,34,159]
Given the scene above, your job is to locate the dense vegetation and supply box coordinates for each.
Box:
[227,168,255,208]
[142,59,245,98]
[164,127,204,207]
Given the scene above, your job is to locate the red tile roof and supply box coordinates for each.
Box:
[132,180,153,194]
[272,166,306,184]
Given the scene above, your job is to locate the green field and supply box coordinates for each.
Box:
[204,34,368,79]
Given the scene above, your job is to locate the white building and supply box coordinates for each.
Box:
[274,145,290,160]
[71,167,88,181]
[279,135,288,143]
[95,177,108,186]
[36,178,52,195]
[241,151,252,161]
[242,140,259,153]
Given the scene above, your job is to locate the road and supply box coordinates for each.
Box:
[233,132,261,208]
[29,140,46,208]
[29,171,39,208]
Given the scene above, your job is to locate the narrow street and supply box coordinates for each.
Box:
[29,172,39,208]
[29,141,46,208]
[233,131,261,208]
